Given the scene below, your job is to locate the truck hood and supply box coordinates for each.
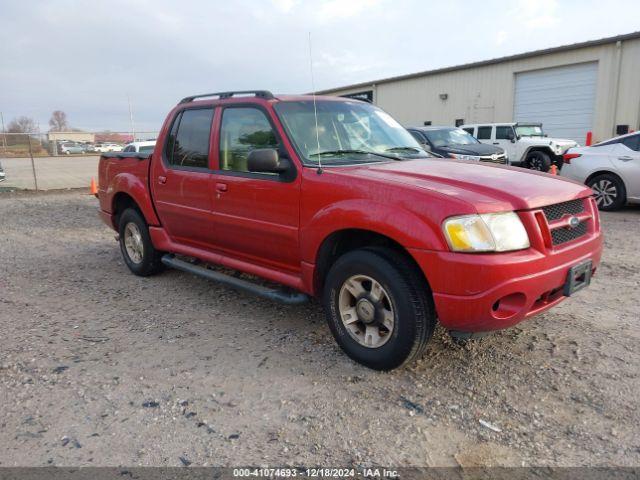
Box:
[438,143,503,156]
[333,159,591,213]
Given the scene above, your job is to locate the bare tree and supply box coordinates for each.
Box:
[7,116,38,133]
[49,110,69,132]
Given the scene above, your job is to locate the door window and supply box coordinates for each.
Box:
[409,131,426,144]
[477,126,492,140]
[219,108,278,172]
[621,134,640,151]
[495,126,513,140]
[166,108,214,169]
[462,127,475,136]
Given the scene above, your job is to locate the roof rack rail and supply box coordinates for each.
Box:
[179,90,275,103]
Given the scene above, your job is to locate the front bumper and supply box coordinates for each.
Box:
[409,229,603,332]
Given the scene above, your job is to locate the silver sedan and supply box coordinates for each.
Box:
[561,132,640,211]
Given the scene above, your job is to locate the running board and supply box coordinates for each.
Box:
[161,254,310,305]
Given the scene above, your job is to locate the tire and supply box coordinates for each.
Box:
[118,208,164,276]
[525,151,551,172]
[587,173,626,211]
[323,247,436,370]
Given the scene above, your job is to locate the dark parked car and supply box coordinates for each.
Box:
[408,126,508,164]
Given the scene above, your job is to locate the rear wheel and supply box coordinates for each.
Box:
[323,248,436,370]
[525,151,551,171]
[588,173,626,211]
[118,208,164,276]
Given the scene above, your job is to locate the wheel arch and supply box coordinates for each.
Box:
[584,169,625,187]
[524,146,554,159]
[106,173,160,231]
[112,192,142,232]
[312,228,431,297]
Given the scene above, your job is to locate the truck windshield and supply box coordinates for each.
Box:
[274,100,427,166]
[424,128,479,147]
[516,125,544,137]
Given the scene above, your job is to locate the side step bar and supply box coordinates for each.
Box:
[161,254,310,305]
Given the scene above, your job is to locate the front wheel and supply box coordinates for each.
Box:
[118,208,164,276]
[323,248,436,370]
[588,173,626,211]
[525,151,551,171]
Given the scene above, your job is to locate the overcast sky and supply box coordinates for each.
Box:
[1,0,639,132]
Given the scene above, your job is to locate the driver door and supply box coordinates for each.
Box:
[494,126,516,160]
[209,105,301,273]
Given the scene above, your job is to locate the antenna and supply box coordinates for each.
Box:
[308,32,322,174]
[127,95,136,142]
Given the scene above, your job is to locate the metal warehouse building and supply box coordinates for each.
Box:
[317,32,640,145]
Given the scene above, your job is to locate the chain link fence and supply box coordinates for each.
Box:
[0,131,158,191]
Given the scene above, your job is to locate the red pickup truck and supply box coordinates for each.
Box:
[98,90,603,370]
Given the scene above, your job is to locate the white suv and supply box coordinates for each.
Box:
[461,122,577,172]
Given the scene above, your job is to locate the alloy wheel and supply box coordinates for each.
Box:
[123,222,144,264]
[338,274,395,348]
[592,179,617,208]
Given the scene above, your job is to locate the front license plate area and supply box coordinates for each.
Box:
[563,260,592,297]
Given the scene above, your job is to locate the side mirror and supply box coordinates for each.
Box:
[247,148,289,173]
[508,131,516,142]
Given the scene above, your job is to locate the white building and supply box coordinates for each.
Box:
[317,32,640,144]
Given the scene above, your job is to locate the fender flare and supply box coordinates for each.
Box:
[108,173,160,226]
[522,146,554,162]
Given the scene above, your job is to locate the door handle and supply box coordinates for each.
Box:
[493,142,500,145]
[618,156,633,161]
[216,182,228,192]
[158,175,167,184]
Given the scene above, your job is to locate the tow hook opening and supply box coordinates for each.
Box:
[491,292,527,320]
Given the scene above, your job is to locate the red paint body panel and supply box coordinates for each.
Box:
[98,94,603,334]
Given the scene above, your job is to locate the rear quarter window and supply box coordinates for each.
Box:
[166,108,214,169]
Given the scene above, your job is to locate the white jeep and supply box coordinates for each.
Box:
[461,122,577,172]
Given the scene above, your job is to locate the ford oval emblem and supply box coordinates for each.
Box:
[568,216,580,228]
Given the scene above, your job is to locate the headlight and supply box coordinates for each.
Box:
[450,153,481,161]
[442,212,530,252]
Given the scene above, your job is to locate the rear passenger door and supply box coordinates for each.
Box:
[613,134,640,199]
[210,105,301,273]
[151,107,215,249]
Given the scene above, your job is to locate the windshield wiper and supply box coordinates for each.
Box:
[310,149,400,160]
[385,146,422,153]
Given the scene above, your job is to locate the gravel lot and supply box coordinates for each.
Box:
[0,190,638,467]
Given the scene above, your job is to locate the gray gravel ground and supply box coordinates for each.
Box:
[0,190,638,467]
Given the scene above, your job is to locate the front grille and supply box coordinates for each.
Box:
[542,198,585,221]
[551,221,588,245]
[480,154,507,164]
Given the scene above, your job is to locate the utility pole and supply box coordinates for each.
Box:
[128,95,136,142]
[0,111,7,153]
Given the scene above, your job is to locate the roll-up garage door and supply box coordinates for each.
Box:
[514,62,597,144]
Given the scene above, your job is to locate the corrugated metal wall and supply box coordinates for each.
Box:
[321,38,640,144]
[514,62,598,143]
